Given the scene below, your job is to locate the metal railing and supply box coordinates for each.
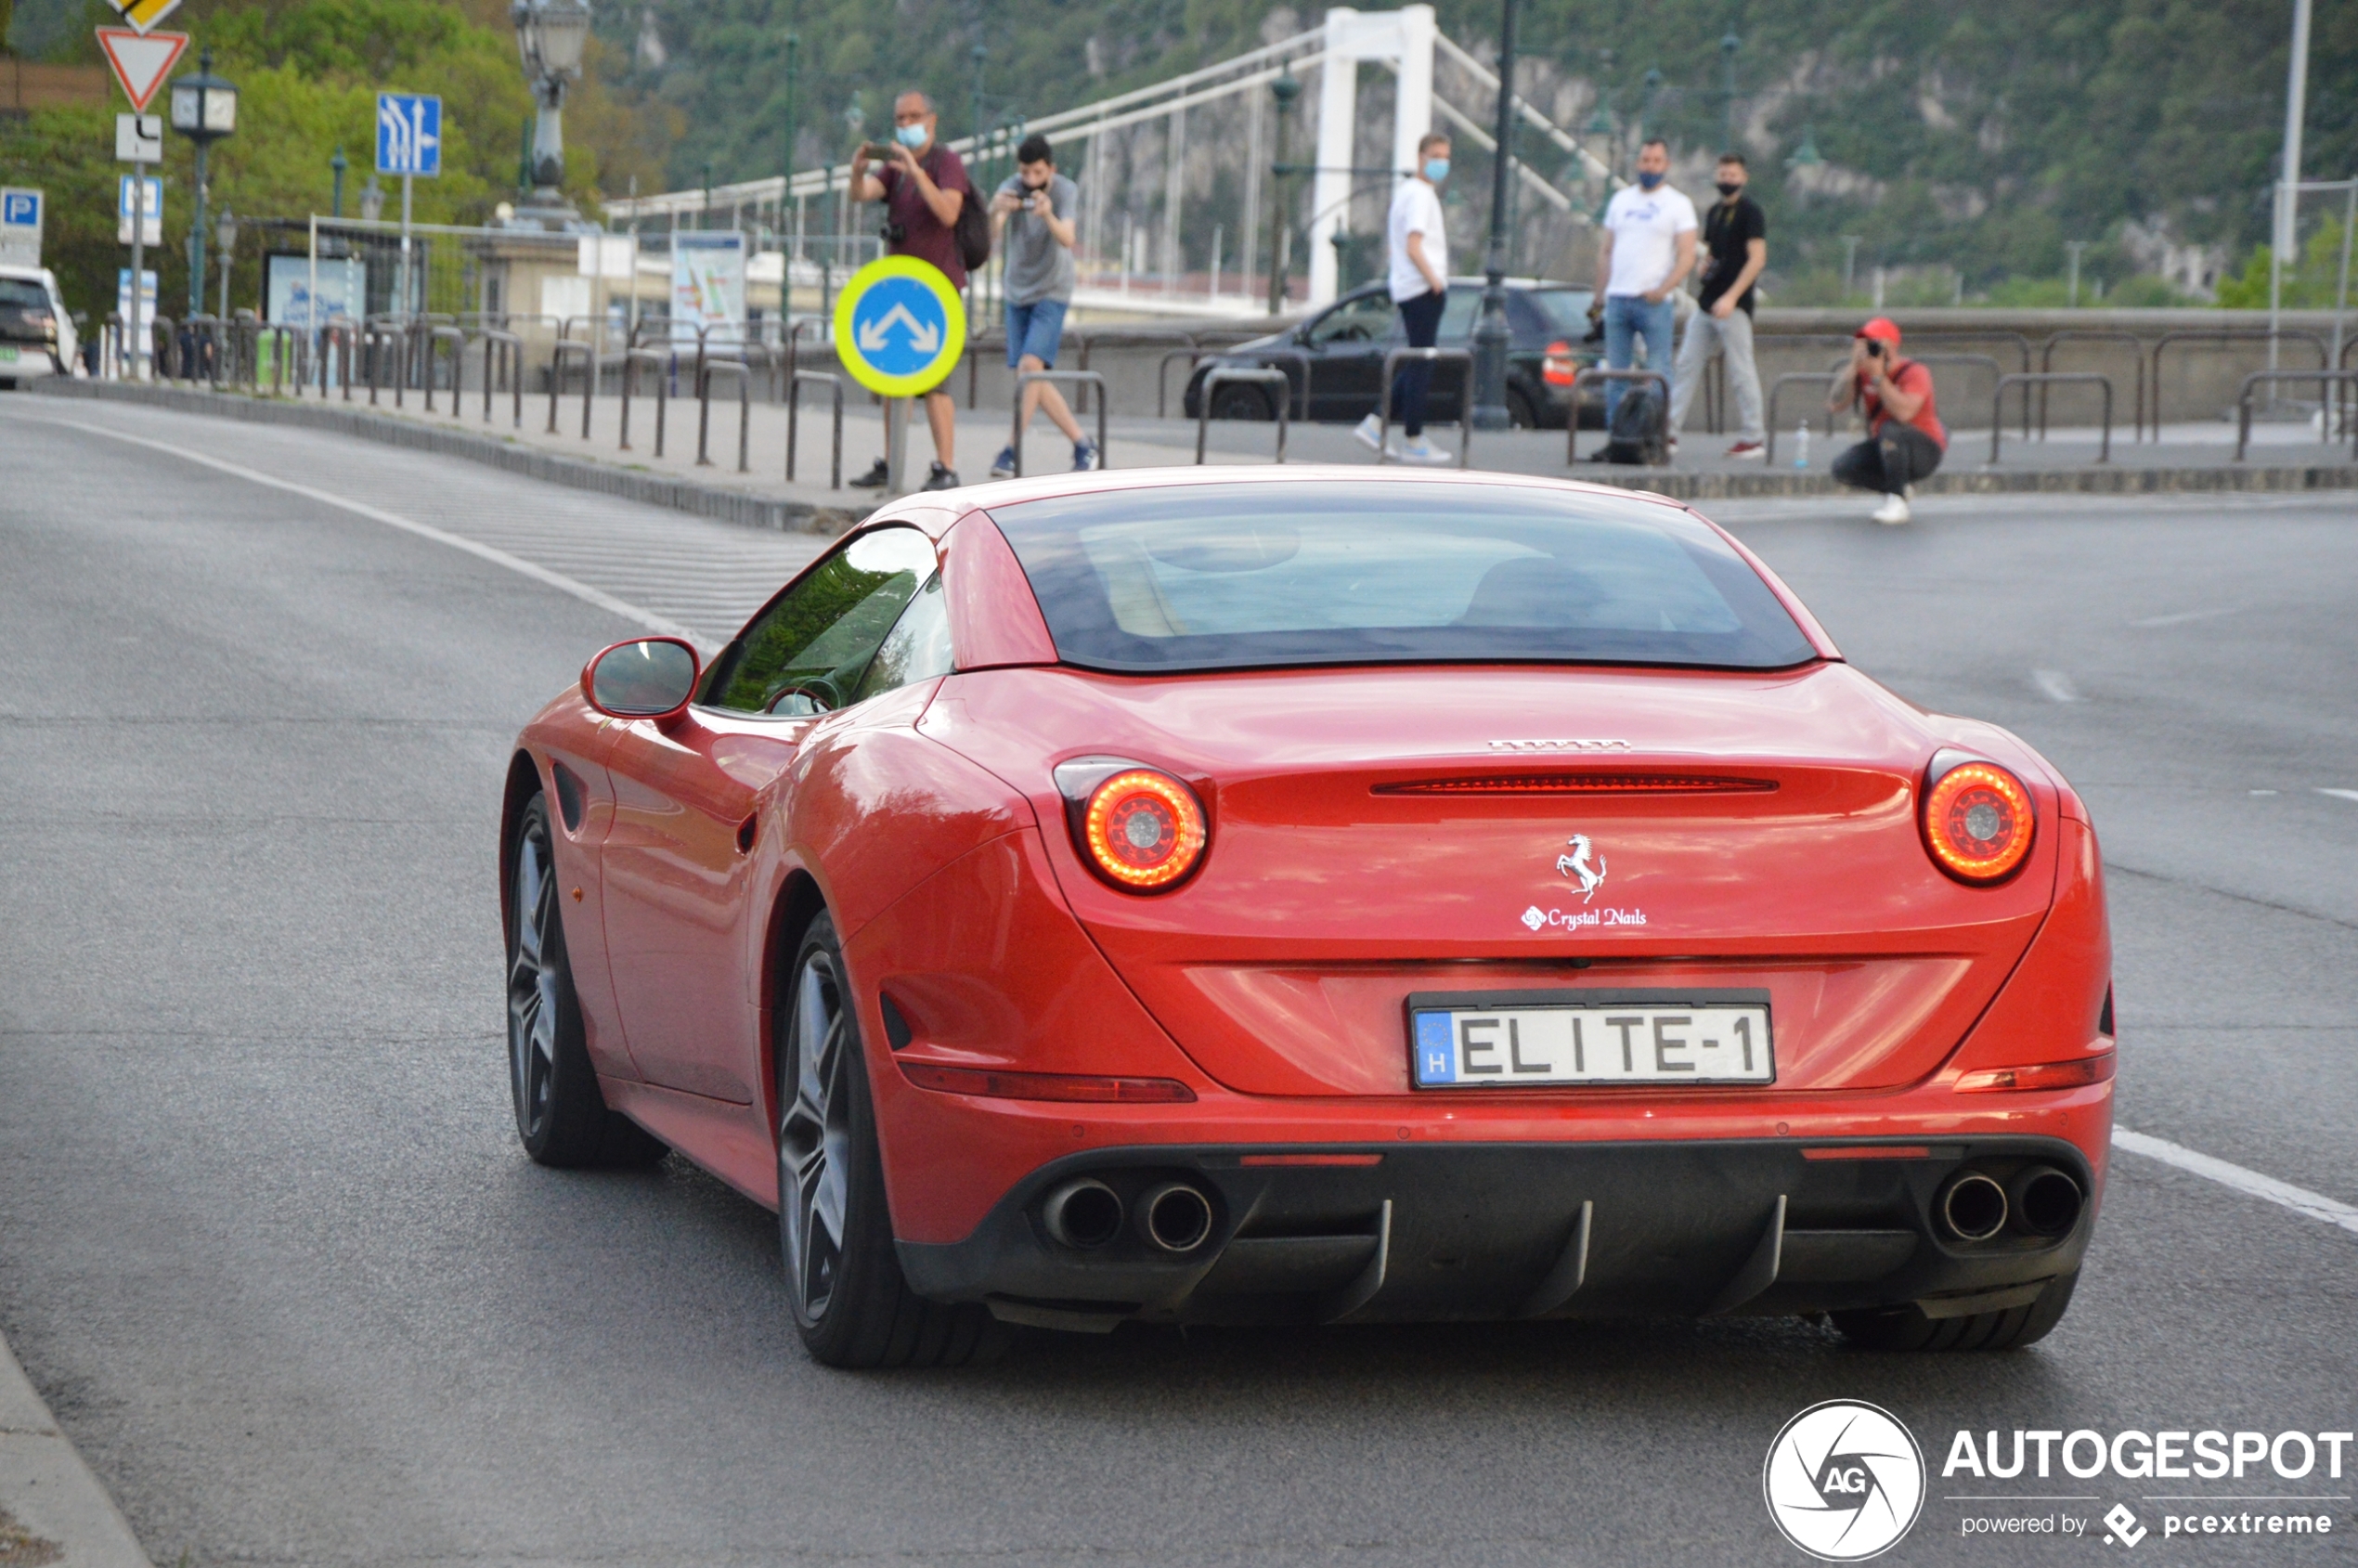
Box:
[2235,370,2358,460]
[619,349,668,456]
[1010,370,1107,478]
[2150,330,2328,434]
[1566,368,1671,465]
[1196,368,1290,463]
[423,326,467,415]
[1159,347,1211,418]
[1376,347,1476,469]
[479,329,525,427]
[1989,373,2113,463]
[1760,373,1839,467]
[548,340,596,437]
[787,370,846,489]
[2039,330,2148,441]
[697,359,753,472]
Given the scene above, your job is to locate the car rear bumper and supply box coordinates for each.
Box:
[896,1134,2096,1330]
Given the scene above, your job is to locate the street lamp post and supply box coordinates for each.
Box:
[1470,0,1520,431]
[1720,33,1741,148]
[331,146,348,218]
[510,0,592,228]
[168,48,238,319]
[215,208,236,319]
[1265,67,1301,317]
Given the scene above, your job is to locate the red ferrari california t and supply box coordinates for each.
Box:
[501,469,2113,1367]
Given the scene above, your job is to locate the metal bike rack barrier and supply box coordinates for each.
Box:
[1158,346,1211,419]
[2040,330,2149,441]
[619,349,667,457]
[2235,370,2358,461]
[549,340,596,437]
[965,334,1004,408]
[788,370,846,488]
[424,326,467,414]
[148,314,175,382]
[1761,373,1842,467]
[262,326,296,396]
[1196,368,1292,463]
[1011,370,1108,478]
[184,315,220,390]
[698,359,753,472]
[479,330,525,427]
[1072,328,1197,416]
[1566,368,1671,465]
[317,318,355,401]
[1376,347,1477,468]
[1990,373,2113,464]
[785,317,827,390]
[2150,330,2328,435]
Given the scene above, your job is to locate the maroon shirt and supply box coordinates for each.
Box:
[878,145,973,291]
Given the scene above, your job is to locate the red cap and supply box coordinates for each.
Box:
[1856,317,1902,346]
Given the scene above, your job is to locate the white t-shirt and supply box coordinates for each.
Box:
[1602,183,1699,297]
[1387,179,1447,302]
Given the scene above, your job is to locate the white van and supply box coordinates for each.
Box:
[0,266,79,386]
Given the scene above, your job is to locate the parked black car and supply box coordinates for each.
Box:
[1183,278,1602,430]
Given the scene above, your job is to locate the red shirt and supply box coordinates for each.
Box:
[877,146,973,291]
[1862,357,1946,449]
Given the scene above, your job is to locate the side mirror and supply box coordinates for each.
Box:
[582,637,700,720]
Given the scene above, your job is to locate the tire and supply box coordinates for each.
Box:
[506,795,668,1169]
[1208,382,1275,421]
[1830,1269,2079,1352]
[776,913,1002,1368]
[1507,388,1539,430]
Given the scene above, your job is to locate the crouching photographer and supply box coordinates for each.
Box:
[1827,317,1947,525]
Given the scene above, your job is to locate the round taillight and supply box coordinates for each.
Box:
[1923,760,2034,884]
[1082,769,1207,890]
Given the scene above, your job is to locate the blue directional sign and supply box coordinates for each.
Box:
[832,255,966,397]
[375,92,442,177]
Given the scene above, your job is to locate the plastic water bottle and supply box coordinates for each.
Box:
[1794,421,1811,471]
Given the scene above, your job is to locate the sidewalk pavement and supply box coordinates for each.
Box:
[0,1332,149,1567]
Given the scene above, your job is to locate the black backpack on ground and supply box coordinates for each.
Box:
[1604,380,1668,465]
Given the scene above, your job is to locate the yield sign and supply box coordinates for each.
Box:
[96,28,188,113]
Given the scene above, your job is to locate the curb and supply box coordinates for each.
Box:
[32,379,874,538]
[1565,460,2358,501]
[0,1333,150,1567]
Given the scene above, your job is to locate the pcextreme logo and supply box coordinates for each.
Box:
[1765,1401,1927,1561]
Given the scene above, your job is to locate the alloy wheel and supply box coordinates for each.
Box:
[506,818,563,1142]
[779,949,854,1324]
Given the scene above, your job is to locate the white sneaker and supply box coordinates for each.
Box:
[1871,493,1912,525]
[1353,413,1384,453]
[1400,436,1453,466]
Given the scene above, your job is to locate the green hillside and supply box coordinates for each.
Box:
[621,0,2355,299]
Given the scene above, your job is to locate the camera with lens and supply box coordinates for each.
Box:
[880,220,907,244]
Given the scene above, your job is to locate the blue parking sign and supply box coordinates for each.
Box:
[376,93,442,177]
[2,190,38,228]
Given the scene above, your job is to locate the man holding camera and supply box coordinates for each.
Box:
[988,135,1096,477]
[849,90,972,491]
[1826,317,1947,525]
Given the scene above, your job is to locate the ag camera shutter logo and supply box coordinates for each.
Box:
[1764,1400,1926,1561]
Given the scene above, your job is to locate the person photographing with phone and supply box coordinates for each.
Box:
[1826,317,1946,525]
[987,135,1096,477]
[848,90,974,491]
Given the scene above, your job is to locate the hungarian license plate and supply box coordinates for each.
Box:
[1409,991,1774,1087]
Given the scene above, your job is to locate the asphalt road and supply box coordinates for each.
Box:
[1,396,2352,1567]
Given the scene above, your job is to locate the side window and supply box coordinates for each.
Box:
[1437,286,1482,343]
[1306,292,1395,345]
[702,526,939,714]
[849,572,954,705]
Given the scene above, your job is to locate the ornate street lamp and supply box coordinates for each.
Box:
[215,208,237,319]
[1265,66,1301,317]
[509,0,593,228]
[169,47,237,317]
[1470,0,1520,431]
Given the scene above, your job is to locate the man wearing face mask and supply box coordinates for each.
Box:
[1355,132,1455,465]
[849,90,973,491]
[1670,152,1768,459]
[988,135,1095,477]
[1591,138,1698,441]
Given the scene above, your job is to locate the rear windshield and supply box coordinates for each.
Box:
[987,482,1817,674]
[1523,288,1596,338]
[0,279,51,313]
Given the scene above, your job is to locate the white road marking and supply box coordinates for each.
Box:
[23,413,710,648]
[2113,1127,2358,1239]
[2032,669,2079,703]
[2319,789,2358,803]
[2130,605,2246,628]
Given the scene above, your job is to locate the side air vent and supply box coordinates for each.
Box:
[1372,773,1779,797]
[551,762,586,832]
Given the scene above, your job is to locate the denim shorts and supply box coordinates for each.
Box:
[1005,298,1069,369]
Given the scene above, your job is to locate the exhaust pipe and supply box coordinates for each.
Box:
[1938,1172,2009,1242]
[1042,1178,1124,1250]
[2008,1165,2084,1238]
[1136,1182,1215,1254]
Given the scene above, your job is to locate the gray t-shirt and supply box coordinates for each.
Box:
[996,173,1078,305]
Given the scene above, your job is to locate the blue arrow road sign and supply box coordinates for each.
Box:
[849,276,950,378]
[376,93,442,177]
[833,256,965,396]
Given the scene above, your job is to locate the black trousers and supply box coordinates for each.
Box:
[1391,289,1447,436]
[1832,423,1944,495]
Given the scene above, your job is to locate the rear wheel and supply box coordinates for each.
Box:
[507,796,667,1168]
[777,913,1000,1368]
[1208,382,1275,421]
[1830,1269,2079,1352]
